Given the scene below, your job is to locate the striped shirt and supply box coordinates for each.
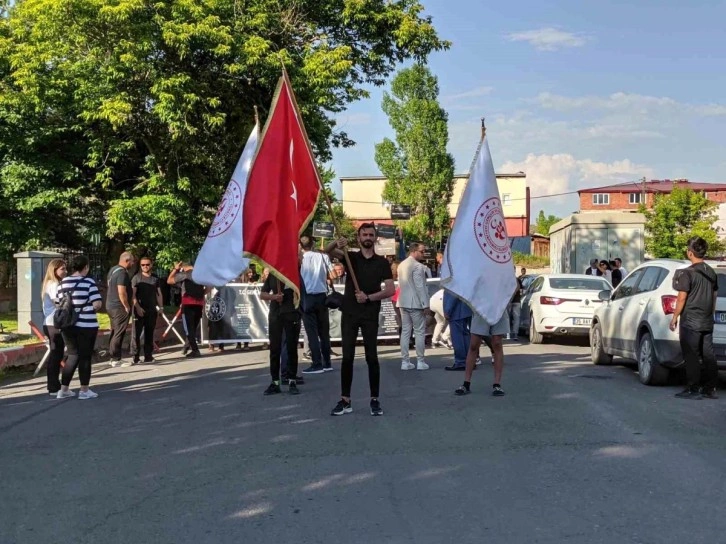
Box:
[55,275,102,328]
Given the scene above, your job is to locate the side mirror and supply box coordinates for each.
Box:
[598,290,612,302]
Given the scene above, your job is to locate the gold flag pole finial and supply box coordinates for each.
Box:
[253,105,259,127]
[480,117,486,140]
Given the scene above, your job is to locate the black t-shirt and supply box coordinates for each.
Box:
[674,262,718,332]
[261,275,297,317]
[132,273,160,312]
[340,251,393,319]
[173,271,205,304]
[106,266,132,311]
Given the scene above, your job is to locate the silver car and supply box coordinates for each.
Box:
[590,259,726,385]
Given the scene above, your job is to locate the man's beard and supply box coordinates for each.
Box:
[361,240,374,248]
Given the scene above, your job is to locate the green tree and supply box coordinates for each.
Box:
[374,64,455,242]
[534,210,561,236]
[642,187,724,258]
[0,0,449,267]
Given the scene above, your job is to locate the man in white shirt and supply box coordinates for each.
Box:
[299,236,333,374]
[397,243,431,370]
[614,257,628,278]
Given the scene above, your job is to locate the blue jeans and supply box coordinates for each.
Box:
[449,317,471,368]
[301,293,331,369]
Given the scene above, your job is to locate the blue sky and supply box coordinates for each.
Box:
[329,0,726,217]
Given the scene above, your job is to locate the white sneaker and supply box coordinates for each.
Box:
[78,389,99,400]
[475,357,482,366]
[120,361,135,368]
[56,389,75,399]
[109,360,122,368]
[416,362,430,371]
[401,361,415,371]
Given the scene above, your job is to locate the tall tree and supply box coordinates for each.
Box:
[642,187,724,258]
[374,64,455,241]
[534,210,561,236]
[0,0,449,266]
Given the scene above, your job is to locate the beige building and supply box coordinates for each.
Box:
[340,173,529,237]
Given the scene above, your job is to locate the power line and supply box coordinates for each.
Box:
[334,179,668,205]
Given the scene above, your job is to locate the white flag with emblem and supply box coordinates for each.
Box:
[440,136,516,323]
[192,124,259,287]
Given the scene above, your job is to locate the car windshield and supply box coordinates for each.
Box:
[549,278,609,291]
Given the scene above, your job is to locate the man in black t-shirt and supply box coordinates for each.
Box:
[670,236,719,399]
[326,223,395,416]
[260,273,301,396]
[106,251,135,366]
[131,257,163,364]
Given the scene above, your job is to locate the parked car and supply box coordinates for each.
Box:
[520,274,612,343]
[590,259,726,385]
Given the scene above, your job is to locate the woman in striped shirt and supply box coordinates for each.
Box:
[55,255,103,400]
[41,258,67,395]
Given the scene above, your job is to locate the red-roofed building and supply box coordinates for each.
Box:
[578,179,726,212]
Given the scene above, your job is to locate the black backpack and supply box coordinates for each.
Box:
[54,279,89,330]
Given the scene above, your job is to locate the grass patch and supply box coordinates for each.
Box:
[513,252,550,269]
[0,311,112,348]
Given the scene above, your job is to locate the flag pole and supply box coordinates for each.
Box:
[444,117,488,281]
[279,67,362,293]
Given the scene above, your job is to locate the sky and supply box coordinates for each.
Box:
[328,0,726,218]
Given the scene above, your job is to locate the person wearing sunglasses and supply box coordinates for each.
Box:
[598,260,612,284]
[131,257,163,364]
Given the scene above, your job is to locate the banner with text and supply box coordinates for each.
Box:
[205,280,441,343]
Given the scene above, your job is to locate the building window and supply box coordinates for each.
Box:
[502,194,511,205]
[592,193,610,205]
[629,193,642,204]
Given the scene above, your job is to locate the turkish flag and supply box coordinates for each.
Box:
[243,73,322,303]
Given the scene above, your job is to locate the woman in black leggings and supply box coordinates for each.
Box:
[55,255,103,400]
[41,258,67,395]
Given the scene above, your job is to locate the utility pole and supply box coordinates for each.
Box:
[641,176,647,208]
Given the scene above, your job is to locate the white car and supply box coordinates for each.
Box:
[590,259,726,385]
[520,274,612,344]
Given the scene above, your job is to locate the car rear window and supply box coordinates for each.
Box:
[549,278,610,290]
[717,272,726,298]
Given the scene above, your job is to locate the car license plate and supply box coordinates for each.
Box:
[573,318,592,326]
[715,312,726,324]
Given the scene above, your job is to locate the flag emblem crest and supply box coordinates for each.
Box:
[205,296,227,322]
[209,180,242,238]
[474,197,511,263]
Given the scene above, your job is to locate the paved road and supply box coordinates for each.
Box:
[2,339,725,544]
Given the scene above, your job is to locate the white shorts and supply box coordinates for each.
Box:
[470,311,509,337]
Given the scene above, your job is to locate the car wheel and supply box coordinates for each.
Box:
[529,313,544,344]
[590,323,612,365]
[637,331,669,385]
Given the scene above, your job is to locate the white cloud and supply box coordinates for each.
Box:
[506,28,589,51]
[535,92,726,117]
[334,112,371,128]
[443,86,494,101]
[499,154,654,215]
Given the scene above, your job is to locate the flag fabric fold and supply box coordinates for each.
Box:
[192,124,259,287]
[440,137,516,323]
[242,74,322,303]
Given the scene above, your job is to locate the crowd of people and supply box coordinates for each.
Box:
[38,224,530,409]
[584,256,628,287]
[39,230,720,409]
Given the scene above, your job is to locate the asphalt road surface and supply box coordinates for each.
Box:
[2,338,725,544]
